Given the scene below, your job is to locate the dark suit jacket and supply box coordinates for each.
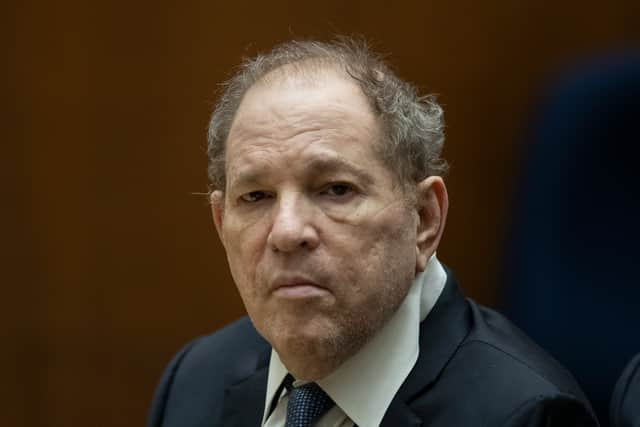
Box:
[148,273,598,426]
[610,352,640,427]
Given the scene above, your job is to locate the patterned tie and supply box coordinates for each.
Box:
[284,375,334,427]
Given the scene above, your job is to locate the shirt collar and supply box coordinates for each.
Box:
[262,255,447,426]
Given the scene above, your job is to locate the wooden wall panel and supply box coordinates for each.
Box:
[4,1,638,425]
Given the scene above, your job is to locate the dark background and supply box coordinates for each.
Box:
[3,1,638,426]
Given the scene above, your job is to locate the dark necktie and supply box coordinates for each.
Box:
[284,376,334,427]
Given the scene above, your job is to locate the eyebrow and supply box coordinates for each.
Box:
[303,155,374,185]
[228,154,374,190]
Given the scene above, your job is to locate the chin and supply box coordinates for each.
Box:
[275,322,336,353]
[273,331,343,381]
[264,316,334,355]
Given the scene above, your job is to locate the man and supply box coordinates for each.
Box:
[148,38,599,426]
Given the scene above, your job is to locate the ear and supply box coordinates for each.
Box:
[210,190,226,247]
[414,176,448,272]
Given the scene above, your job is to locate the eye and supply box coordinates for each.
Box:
[322,183,354,198]
[240,191,269,203]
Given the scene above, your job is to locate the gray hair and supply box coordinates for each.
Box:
[207,36,448,192]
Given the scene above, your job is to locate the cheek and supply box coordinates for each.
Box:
[222,218,270,291]
[341,206,416,258]
[364,213,417,275]
[330,212,416,291]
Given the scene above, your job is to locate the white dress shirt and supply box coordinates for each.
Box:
[262,255,447,427]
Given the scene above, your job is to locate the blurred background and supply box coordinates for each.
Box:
[3,1,638,426]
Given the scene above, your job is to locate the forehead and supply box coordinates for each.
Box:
[240,64,372,113]
[226,69,380,157]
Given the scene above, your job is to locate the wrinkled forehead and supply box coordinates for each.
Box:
[228,66,380,143]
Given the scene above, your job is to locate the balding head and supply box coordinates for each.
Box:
[207,37,447,193]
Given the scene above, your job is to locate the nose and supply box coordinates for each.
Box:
[267,194,319,253]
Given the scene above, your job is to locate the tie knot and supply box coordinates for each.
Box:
[285,379,334,427]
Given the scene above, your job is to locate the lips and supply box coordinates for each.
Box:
[271,275,329,298]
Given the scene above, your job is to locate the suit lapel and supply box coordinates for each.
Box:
[380,397,424,427]
[381,271,471,425]
[220,350,270,427]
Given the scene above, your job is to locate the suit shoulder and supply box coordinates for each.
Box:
[147,316,270,427]
[461,300,588,398]
[414,300,596,425]
[174,316,270,384]
[610,352,640,427]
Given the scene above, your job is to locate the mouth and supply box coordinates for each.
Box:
[271,276,329,299]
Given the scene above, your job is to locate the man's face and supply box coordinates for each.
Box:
[212,70,421,378]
